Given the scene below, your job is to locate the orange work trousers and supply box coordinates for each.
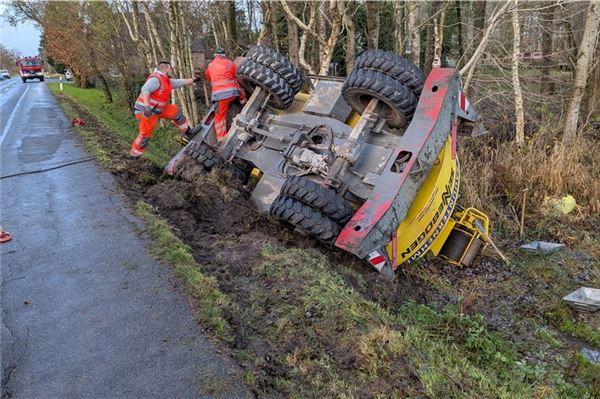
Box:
[214,97,236,142]
[130,103,189,157]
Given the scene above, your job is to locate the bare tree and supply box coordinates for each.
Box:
[511,0,525,144]
[366,1,381,49]
[432,4,446,68]
[279,0,344,75]
[406,1,421,66]
[394,1,404,54]
[256,1,272,46]
[344,1,357,74]
[461,0,513,92]
[4,0,45,26]
[455,1,465,64]
[226,0,237,55]
[563,0,600,144]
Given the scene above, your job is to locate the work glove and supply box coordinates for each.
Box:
[193,75,202,83]
[143,106,153,118]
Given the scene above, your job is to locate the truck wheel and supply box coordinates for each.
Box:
[270,195,340,244]
[355,49,425,96]
[237,59,295,110]
[342,68,417,128]
[246,45,304,93]
[22,78,26,83]
[39,76,45,82]
[185,141,217,169]
[173,142,217,181]
[281,175,354,225]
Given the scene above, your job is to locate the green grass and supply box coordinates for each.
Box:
[48,83,180,167]
[241,244,595,398]
[545,305,600,348]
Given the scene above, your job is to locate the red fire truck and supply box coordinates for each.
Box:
[17,56,44,83]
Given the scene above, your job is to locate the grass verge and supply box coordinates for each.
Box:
[48,82,180,167]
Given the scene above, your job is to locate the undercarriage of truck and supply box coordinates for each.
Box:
[167,46,490,276]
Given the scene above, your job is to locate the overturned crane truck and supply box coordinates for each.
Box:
[167,47,490,277]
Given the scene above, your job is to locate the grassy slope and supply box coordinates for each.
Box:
[48,83,180,167]
[51,84,600,398]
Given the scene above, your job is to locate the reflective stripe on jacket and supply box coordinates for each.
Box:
[205,56,240,102]
[134,72,172,115]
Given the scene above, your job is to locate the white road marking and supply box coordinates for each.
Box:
[0,84,30,147]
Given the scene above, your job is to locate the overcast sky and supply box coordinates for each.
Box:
[0,3,41,56]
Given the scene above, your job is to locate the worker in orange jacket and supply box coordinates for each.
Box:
[205,48,246,142]
[129,60,201,159]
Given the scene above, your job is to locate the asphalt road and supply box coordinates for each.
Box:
[0,79,250,398]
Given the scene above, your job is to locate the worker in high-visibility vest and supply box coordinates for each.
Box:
[205,48,246,142]
[129,60,201,159]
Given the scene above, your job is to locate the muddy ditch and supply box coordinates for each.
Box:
[57,93,599,396]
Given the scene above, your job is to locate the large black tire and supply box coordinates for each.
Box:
[270,195,340,243]
[281,176,354,225]
[39,76,44,82]
[185,141,217,170]
[22,78,26,83]
[355,49,425,96]
[237,59,295,109]
[246,45,304,93]
[173,142,218,181]
[342,68,418,128]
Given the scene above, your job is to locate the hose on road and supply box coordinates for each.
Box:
[0,156,96,180]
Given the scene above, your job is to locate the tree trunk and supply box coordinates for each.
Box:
[141,2,166,59]
[540,3,556,95]
[366,1,381,49]
[318,2,343,75]
[271,1,280,53]
[119,1,152,70]
[246,0,255,42]
[178,2,198,124]
[393,1,404,54]
[455,1,465,65]
[318,2,327,60]
[209,14,221,49]
[257,1,272,45]
[406,1,420,66]
[279,0,343,75]
[226,0,237,55]
[168,1,190,124]
[423,2,436,73]
[287,14,299,67]
[296,2,317,75]
[433,7,445,68]
[511,1,524,144]
[472,1,487,57]
[563,0,600,144]
[144,9,159,64]
[98,73,113,104]
[344,1,357,74]
[584,39,600,118]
